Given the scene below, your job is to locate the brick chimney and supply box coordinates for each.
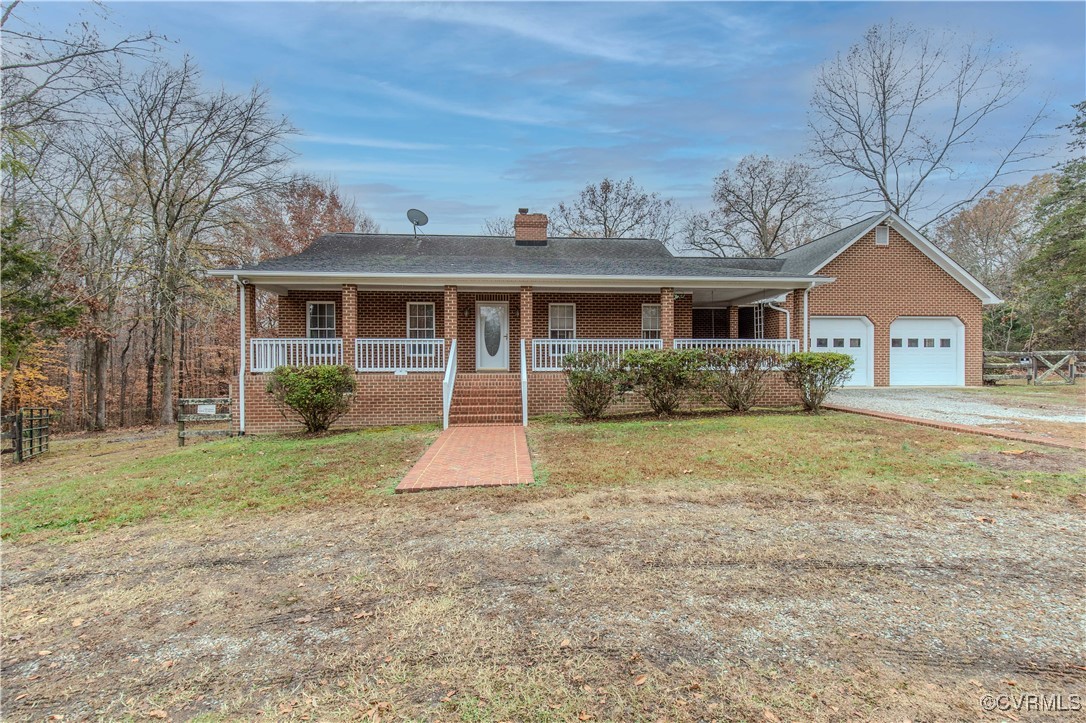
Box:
[514,208,548,246]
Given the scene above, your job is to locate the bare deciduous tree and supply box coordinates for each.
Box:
[1,0,156,134]
[481,216,514,236]
[808,21,1048,225]
[682,155,834,257]
[98,58,295,424]
[550,177,678,242]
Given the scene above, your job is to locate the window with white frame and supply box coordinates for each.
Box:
[549,304,576,340]
[407,302,436,339]
[307,302,336,338]
[753,304,765,339]
[642,304,661,339]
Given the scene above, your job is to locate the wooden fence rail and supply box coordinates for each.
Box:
[177,398,234,446]
[983,351,1080,385]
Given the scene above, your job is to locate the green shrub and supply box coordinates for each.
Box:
[619,348,705,416]
[266,365,356,433]
[562,351,621,420]
[781,352,855,413]
[701,347,782,413]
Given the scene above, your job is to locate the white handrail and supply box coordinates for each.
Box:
[674,338,799,355]
[356,338,445,372]
[520,338,528,427]
[442,339,458,430]
[249,338,343,372]
[531,338,663,371]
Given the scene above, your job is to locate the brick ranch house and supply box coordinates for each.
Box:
[208,209,999,434]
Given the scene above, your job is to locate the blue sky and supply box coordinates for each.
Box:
[23,1,1086,234]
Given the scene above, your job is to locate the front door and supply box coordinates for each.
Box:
[476,301,509,370]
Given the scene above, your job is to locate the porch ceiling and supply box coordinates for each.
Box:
[250,282,819,301]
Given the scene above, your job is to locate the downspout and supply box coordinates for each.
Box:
[803,289,810,352]
[235,276,246,436]
[765,301,791,349]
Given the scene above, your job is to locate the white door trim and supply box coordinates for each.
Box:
[809,315,874,387]
[475,300,509,371]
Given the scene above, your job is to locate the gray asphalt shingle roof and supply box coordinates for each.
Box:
[776,212,887,274]
[225,233,816,279]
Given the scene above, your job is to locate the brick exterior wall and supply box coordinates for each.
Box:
[784,226,984,386]
[236,373,444,433]
[530,292,691,340]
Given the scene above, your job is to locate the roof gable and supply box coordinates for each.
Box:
[776,211,1001,304]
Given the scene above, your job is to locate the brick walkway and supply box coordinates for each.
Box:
[396,425,534,493]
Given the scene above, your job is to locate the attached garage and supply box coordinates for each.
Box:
[889,317,965,386]
[809,316,873,386]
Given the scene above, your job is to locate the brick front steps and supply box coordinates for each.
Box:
[449,373,522,426]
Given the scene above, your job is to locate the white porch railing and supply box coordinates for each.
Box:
[532,338,663,372]
[442,339,458,430]
[674,338,799,355]
[250,338,343,372]
[355,338,445,372]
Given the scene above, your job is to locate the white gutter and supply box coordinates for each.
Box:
[765,301,791,345]
[235,276,246,435]
[207,269,829,289]
[802,289,810,352]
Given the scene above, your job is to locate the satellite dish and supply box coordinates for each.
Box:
[407,208,428,237]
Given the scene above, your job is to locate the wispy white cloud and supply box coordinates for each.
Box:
[297,133,447,152]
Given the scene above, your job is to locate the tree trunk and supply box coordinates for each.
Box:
[93,335,108,431]
[145,314,158,424]
[159,293,177,425]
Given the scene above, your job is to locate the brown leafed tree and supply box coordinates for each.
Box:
[682,155,835,257]
[550,177,678,242]
[932,174,1055,298]
[241,176,379,260]
[808,21,1048,224]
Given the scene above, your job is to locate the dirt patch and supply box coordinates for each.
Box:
[3,487,1083,722]
[965,448,1086,474]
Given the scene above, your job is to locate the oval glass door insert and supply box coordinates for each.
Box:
[482,307,501,356]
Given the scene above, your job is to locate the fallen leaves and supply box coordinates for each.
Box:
[633,674,647,686]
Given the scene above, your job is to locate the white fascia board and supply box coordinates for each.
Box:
[206,269,828,290]
[807,211,1001,304]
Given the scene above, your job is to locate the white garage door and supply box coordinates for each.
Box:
[889,317,964,386]
[809,317,873,386]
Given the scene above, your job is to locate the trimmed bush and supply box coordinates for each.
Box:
[701,347,782,413]
[562,351,621,420]
[781,352,854,413]
[266,365,356,433]
[619,348,705,417]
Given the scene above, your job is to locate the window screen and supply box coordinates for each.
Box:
[307,302,335,338]
[549,304,575,340]
[641,304,661,339]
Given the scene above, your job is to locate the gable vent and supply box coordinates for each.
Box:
[875,225,890,246]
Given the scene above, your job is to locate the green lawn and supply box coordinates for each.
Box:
[3,412,1082,543]
[1,425,438,541]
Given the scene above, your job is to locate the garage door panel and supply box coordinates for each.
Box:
[810,317,872,387]
[889,318,963,386]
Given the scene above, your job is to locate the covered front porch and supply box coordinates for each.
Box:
[240,282,809,375]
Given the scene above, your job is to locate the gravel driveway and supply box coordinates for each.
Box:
[830,387,1085,428]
